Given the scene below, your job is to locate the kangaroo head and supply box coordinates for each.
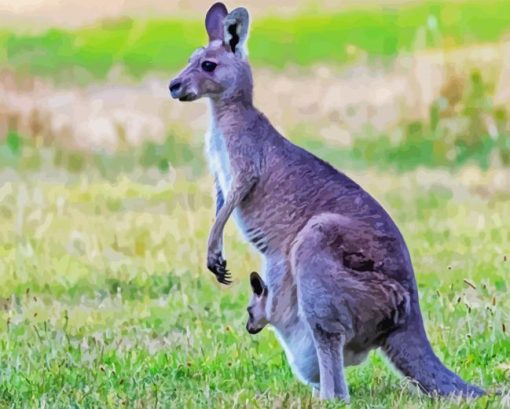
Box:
[169,2,252,103]
[246,272,269,335]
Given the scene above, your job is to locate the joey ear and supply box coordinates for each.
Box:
[205,2,228,42]
[250,272,267,297]
[223,7,250,57]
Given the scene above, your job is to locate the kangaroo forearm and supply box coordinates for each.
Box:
[215,178,224,216]
[209,177,257,246]
[216,187,224,216]
[209,206,231,247]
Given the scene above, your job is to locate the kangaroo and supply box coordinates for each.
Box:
[243,214,423,401]
[247,261,408,400]
[169,2,485,401]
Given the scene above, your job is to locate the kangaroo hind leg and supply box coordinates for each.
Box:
[296,256,351,401]
[292,214,355,401]
[312,324,349,401]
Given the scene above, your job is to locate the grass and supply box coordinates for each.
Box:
[0,138,508,408]
[1,1,508,404]
[1,0,510,80]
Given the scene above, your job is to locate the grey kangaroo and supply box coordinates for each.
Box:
[169,2,484,401]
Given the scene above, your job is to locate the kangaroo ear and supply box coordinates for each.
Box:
[250,272,266,297]
[205,2,228,42]
[223,7,250,57]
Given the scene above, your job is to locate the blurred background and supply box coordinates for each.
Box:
[0,1,509,407]
[1,0,510,167]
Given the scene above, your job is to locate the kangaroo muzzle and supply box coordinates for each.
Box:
[169,78,197,102]
[246,321,263,335]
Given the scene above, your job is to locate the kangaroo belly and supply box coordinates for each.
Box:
[274,322,371,383]
[234,200,296,255]
[273,323,320,386]
[234,216,270,253]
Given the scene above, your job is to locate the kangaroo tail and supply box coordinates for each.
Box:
[383,304,484,398]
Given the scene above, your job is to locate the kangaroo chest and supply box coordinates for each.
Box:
[206,126,233,196]
[205,122,269,253]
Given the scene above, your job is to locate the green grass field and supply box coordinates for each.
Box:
[1,0,510,80]
[0,139,508,408]
[1,1,509,405]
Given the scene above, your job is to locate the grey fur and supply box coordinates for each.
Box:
[169,2,485,401]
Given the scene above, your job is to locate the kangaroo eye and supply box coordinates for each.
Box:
[201,61,217,72]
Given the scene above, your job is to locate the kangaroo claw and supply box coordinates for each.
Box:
[207,252,231,285]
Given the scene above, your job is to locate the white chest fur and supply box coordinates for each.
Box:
[205,124,232,196]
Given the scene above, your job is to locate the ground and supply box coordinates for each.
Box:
[0,0,509,406]
[0,151,508,407]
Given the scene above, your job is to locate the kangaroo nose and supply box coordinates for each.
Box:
[169,80,182,98]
